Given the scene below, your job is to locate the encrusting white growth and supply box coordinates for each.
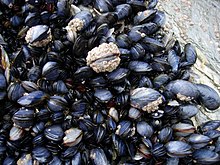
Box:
[86,43,121,73]
[25,25,52,47]
[176,93,192,101]
[142,96,163,113]
[65,18,84,42]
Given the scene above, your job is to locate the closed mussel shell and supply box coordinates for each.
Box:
[136,121,153,138]
[47,96,68,112]
[116,120,133,138]
[94,88,113,103]
[133,9,157,25]
[9,126,25,141]
[200,120,220,132]
[90,148,108,165]
[177,104,199,119]
[13,108,35,129]
[42,61,60,81]
[32,146,52,163]
[158,127,173,143]
[172,122,195,137]
[7,82,25,102]
[165,80,199,101]
[107,68,129,84]
[128,61,152,74]
[188,134,212,149]
[130,87,164,113]
[196,84,220,110]
[44,125,64,142]
[193,149,220,165]
[166,141,192,158]
[17,91,48,107]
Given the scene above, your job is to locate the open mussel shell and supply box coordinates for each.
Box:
[63,128,83,147]
[166,141,192,158]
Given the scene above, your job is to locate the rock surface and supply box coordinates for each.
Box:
[158,0,220,126]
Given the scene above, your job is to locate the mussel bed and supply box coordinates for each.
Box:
[0,0,220,164]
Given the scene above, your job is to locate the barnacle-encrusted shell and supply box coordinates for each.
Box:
[86,43,121,73]
[66,18,84,32]
[25,25,52,47]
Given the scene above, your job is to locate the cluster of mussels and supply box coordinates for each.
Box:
[0,0,220,164]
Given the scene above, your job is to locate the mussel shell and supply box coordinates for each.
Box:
[136,121,153,138]
[166,141,192,158]
[188,134,212,149]
[106,68,130,83]
[7,82,25,102]
[94,89,113,103]
[44,125,64,142]
[32,146,52,163]
[63,128,83,147]
[193,149,220,164]
[17,91,48,107]
[115,4,132,20]
[128,61,152,73]
[172,123,195,137]
[158,127,173,143]
[130,87,165,112]
[177,104,199,119]
[47,96,68,112]
[9,126,25,141]
[90,148,108,165]
[196,84,220,110]
[165,80,199,101]
[12,108,35,128]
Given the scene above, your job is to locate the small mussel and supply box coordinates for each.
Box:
[44,125,64,142]
[130,87,165,113]
[177,104,199,119]
[32,146,52,163]
[94,88,113,103]
[12,108,35,129]
[47,95,68,112]
[90,148,108,165]
[193,149,220,164]
[188,134,212,149]
[166,141,192,158]
[17,91,48,107]
[17,153,33,165]
[9,126,25,141]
